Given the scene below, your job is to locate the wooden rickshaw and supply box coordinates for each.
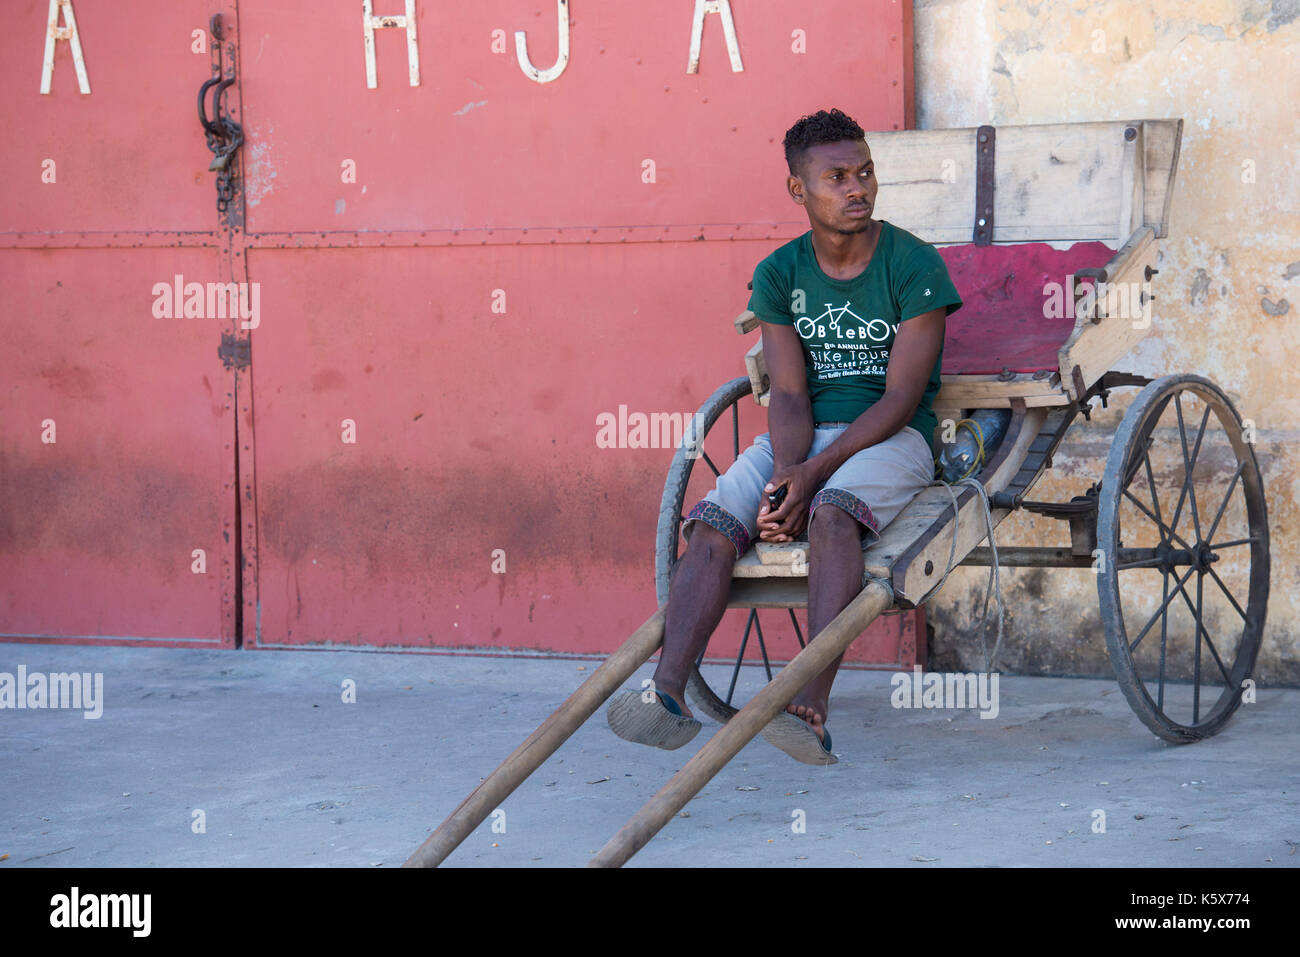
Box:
[406,117,1270,868]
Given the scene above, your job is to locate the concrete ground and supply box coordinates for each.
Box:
[2,642,1297,868]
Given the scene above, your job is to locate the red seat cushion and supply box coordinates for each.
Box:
[938,241,1114,375]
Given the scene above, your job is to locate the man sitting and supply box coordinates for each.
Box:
[607,108,963,764]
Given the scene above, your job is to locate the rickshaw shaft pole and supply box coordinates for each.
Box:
[587,580,894,868]
[403,606,666,868]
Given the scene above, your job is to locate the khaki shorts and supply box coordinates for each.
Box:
[682,424,936,558]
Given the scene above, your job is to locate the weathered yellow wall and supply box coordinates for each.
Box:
[912,0,1299,681]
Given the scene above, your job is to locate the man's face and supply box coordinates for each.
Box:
[788,139,877,235]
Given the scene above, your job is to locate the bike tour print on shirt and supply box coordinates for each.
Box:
[794,298,917,380]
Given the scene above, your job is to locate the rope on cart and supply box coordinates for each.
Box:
[945,417,988,482]
[914,476,1005,673]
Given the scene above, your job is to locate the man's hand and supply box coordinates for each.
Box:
[756,460,821,543]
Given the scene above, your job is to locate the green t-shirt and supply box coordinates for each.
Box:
[746,220,963,447]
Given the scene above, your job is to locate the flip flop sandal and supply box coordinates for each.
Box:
[606,689,702,751]
[760,711,837,765]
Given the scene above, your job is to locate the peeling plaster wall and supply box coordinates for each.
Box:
[912,0,1299,682]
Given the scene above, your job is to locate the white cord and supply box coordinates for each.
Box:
[912,476,1006,673]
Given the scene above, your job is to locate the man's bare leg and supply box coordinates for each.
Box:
[785,504,865,741]
[649,523,737,718]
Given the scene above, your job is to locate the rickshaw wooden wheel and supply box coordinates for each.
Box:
[1097,374,1269,743]
[654,376,808,724]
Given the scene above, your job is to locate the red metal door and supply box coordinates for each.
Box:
[1,1,240,647]
[2,1,916,663]
[235,0,914,658]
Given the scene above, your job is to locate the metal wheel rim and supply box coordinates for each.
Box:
[1097,374,1269,743]
[654,376,803,724]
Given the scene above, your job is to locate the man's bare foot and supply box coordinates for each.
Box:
[760,695,837,765]
[785,699,827,743]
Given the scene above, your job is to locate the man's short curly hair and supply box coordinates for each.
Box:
[783,108,867,178]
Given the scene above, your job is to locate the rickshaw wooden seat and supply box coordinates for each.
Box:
[715,115,1183,599]
[725,398,1055,605]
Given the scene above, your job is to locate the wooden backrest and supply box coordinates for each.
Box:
[937,240,1113,375]
[866,119,1183,245]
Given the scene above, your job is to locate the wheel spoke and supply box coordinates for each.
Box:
[1157,571,1170,711]
[1140,443,1166,543]
[1205,563,1250,623]
[1117,444,1157,528]
[1204,459,1245,544]
[1169,395,1210,544]
[1169,570,1233,687]
[725,610,756,707]
[732,402,740,461]
[1128,565,1196,653]
[1121,436,1149,489]
[700,450,721,478]
[754,612,774,682]
[788,609,806,649]
[1209,536,1258,549]
[1122,486,1195,551]
[1193,570,1203,722]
